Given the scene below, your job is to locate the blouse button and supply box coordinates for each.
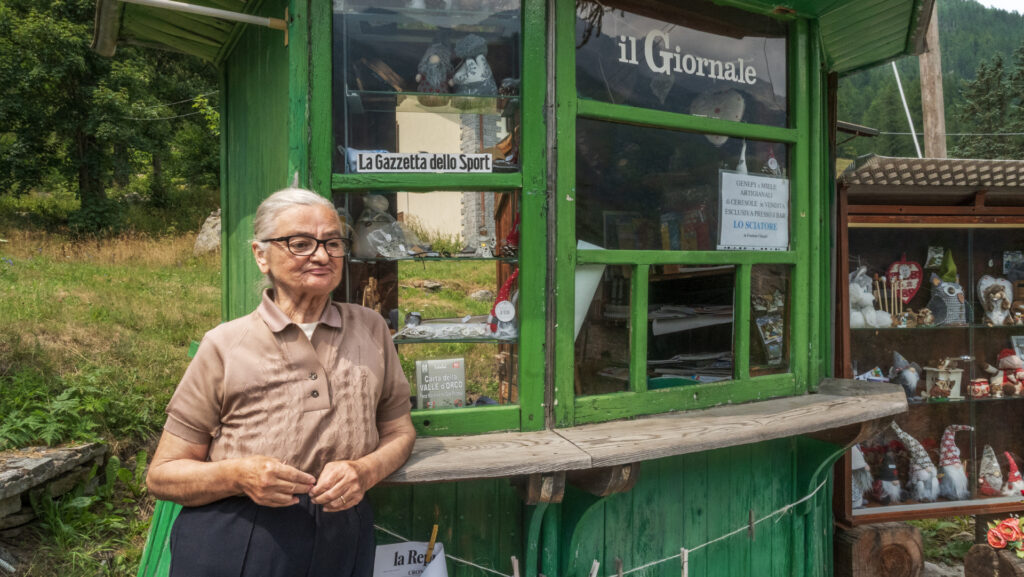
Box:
[311,390,320,398]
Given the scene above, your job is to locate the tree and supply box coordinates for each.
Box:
[951,44,1024,159]
[0,0,218,229]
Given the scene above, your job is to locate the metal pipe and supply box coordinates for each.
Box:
[118,0,286,30]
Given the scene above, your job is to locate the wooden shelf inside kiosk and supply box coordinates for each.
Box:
[384,379,906,483]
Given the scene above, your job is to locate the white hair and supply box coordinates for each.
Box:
[252,187,339,248]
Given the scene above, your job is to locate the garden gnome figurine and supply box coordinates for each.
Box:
[979,444,1004,496]
[851,444,872,509]
[872,452,902,505]
[938,424,973,501]
[889,350,923,399]
[1003,452,1024,496]
[415,43,454,107]
[891,422,940,502]
[451,34,497,97]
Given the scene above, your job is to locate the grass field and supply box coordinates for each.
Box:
[0,229,221,576]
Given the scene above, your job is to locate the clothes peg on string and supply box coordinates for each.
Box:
[615,557,623,577]
[425,524,439,564]
[588,560,600,577]
[511,556,520,577]
[680,548,689,577]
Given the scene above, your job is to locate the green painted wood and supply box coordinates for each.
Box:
[331,173,522,192]
[411,405,520,436]
[630,265,649,394]
[287,0,310,189]
[576,250,797,266]
[525,504,549,577]
[219,65,230,321]
[517,0,548,433]
[553,0,578,429]
[369,484,414,541]
[790,20,811,391]
[222,3,291,320]
[682,451,708,577]
[309,0,332,198]
[807,24,825,391]
[541,503,561,577]
[573,373,796,423]
[735,264,751,380]
[456,481,500,577]
[576,100,799,144]
[136,500,181,577]
[495,479,523,577]
[411,483,458,575]
[557,440,836,577]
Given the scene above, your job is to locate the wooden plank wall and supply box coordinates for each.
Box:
[221,0,291,321]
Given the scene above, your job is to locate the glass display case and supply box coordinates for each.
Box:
[836,182,1024,524]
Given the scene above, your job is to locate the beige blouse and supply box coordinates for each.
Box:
[164,290,411,476]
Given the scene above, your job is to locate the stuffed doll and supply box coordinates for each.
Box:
[891,422,940,502]
[872,452,902,505]
[450,34,497,99]
[415,43,454,107]
[926,273,967,326]
[851,445,873,509]
[849,266,892,329]
[980,444,1004,496]
[1004,452,1024,496]
[978,275,1014,327]
[938,425,972,501]
[888,351,923,399]
[983,349,1024,396]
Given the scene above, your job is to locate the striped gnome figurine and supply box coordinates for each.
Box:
[1003,452,1024,496]
[979,444,1004,496]
[872,452,902,504]
[938,424,973,501]
[891,422,940,502]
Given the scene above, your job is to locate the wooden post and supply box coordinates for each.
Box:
[918,4,947,158]
[834,523,923,577]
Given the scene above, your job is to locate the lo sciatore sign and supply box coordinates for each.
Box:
[374,542,448,577]
[717,170,789,251]
[357,152,492,173]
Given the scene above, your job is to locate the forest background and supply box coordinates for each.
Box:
[0,0,1023,574]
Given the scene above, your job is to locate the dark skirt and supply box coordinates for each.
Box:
[169,495,375,577]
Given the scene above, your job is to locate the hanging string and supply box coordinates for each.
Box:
[372,477,829,577]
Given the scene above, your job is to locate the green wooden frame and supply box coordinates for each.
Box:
[552,3,827,426]
[302,0,831,434]
[310,0,549,435]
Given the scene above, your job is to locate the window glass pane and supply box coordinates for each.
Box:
[646,265,734,388]
[332,191,520,410]
[750,264,790,375]
[575,265,632,395]
[575,0,787,127]
[576,119,790,251]
[402,342,518,409]
[332,0,521,173]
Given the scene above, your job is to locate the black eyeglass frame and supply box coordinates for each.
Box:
[261,235,347,258]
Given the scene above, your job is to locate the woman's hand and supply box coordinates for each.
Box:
[309,460,366,512]
[236,456,317,507]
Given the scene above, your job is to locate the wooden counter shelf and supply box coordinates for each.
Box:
[849,494,1024,526]
[386,379,907,501]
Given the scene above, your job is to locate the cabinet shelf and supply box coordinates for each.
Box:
[347,90,515,116]
[393,336,517,344]
[852,324,1024,332]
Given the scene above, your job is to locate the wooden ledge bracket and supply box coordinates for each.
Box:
[566,463,640,497]
[512,472,566,505]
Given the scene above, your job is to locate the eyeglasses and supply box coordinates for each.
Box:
[262,235,346,258]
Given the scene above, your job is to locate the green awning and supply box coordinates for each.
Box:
[93,0,933,72]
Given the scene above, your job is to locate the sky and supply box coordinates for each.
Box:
[975,0,1022,14]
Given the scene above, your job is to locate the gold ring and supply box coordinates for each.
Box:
[339,495,347,505]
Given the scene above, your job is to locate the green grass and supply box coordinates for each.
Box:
[0,228,220,576]
[909,516,975,565]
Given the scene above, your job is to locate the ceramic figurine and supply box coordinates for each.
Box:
[983,349,1024,395]
[978,275,1015,326]
[938,425,973,501]
[891,422,940,502]
[969,378,991,398]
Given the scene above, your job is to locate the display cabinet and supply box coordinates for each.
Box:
[331,0,530,430]
[835,159,1024,525]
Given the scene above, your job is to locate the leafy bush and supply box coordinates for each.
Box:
[910,516,974,564]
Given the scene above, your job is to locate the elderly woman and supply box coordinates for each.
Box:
[147,187,416,577]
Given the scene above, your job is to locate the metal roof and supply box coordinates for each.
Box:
[93,0,933,72]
